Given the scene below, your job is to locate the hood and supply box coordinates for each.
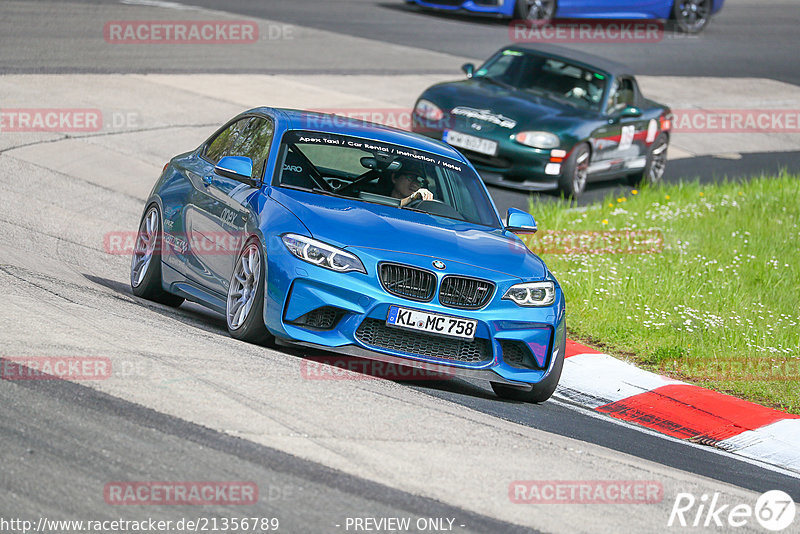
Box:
[426,78,594,133]
[270,187,547,280]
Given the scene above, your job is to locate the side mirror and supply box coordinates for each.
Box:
[619,106,642,119]
[461,63,475,78]
[506,208,537,235]
[215,156,257,187]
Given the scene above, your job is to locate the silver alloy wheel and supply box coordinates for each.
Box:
[676,0,710,32]
[648,138,669,183]
[227,242,261,330]
[573,150,590,192]
[131,206,159,288]
[523,0,556,20]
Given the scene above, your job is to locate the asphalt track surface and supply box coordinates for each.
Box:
[2,1,800,532]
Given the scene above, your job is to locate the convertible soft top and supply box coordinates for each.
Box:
[505,43,635,79]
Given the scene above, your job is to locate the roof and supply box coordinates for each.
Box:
[505,43,634,78]
[270,108,468,164]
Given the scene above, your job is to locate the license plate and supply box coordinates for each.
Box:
[386,306,477,341]
[443,130,498,156]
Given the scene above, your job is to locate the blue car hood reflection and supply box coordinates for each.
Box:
[270,187,547,280]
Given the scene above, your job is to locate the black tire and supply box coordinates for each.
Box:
[226,238,274,346]
[130,204,184,307]
[514,0,557,21]
[628,134,669,187]
[672,0,712,33]
[491,333,566,403]
[558,143,590,199]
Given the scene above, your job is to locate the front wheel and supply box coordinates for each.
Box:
[673,0,712,33]
[514,0,557,21]
[558,143,590,198]
[491,334,565,403]
[226,239,274,345]
[130,205,184,307]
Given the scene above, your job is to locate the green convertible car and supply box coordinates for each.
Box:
[411,44,673,197]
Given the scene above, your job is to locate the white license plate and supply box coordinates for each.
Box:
[444,130,498,156]
[386,306,477,341]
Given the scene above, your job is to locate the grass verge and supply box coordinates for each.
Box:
[524,172,800,414]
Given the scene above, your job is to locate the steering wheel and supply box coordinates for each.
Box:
[406,198,444,209]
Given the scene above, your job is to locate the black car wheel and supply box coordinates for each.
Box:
[226,238,274,345]
[558,143,590,198]
[630,134,669,187]
[515,0,557,21]
[491,334,565,403]
[673,0,712,33]
[130,204,185,307]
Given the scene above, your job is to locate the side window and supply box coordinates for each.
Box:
[236,118,274,180]
[205,118,251,164]
[204,117,275,179]
[607,78,636,114]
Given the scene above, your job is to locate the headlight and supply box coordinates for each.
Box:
[414,99,444,121]
[503,281,556,307]
[513,131,560,149]
[281,234,366,274]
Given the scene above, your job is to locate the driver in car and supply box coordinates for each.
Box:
[391,171,434,207]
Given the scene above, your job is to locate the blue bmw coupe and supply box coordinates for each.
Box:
[131,108,566,402]
[407,0,725,33]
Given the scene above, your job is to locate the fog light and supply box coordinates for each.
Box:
[545,163,561,176]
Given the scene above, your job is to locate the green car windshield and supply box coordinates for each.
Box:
[274,130,502,228]
[475,50,607,111]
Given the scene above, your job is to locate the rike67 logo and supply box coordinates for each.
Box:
[668,490,796,531]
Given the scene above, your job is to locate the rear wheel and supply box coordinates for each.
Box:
[491,334,565,403]
[514,0,557,21]
[226,239,274,345]
[558,143,590,198]
[130,205,184,307]
[673,0,712,33]
[629,134,668,187]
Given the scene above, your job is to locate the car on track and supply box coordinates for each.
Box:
[130,108,567,402]
[411,44,673,197]
[406,0,725,33]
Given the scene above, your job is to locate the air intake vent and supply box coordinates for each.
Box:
[379,263,436,302]
[356,319,491,364]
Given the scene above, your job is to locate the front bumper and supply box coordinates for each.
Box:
[411,122,565,191]
[265,244,566,386]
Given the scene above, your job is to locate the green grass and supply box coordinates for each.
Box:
[524,173,800,414]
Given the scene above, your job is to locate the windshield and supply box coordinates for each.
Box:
[475,49,607,111]
[273,130,501,228]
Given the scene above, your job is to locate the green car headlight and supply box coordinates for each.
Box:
[503,281,556,307]
[414,99,444,121]
[282,234,366,274]
[513,131,560,150]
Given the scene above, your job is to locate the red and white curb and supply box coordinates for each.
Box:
[555,340,800,474]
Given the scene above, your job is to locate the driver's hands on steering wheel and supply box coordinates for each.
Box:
[400,188,433,207]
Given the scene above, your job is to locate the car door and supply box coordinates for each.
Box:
[589,76,650,177]
[187,116,275,295]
